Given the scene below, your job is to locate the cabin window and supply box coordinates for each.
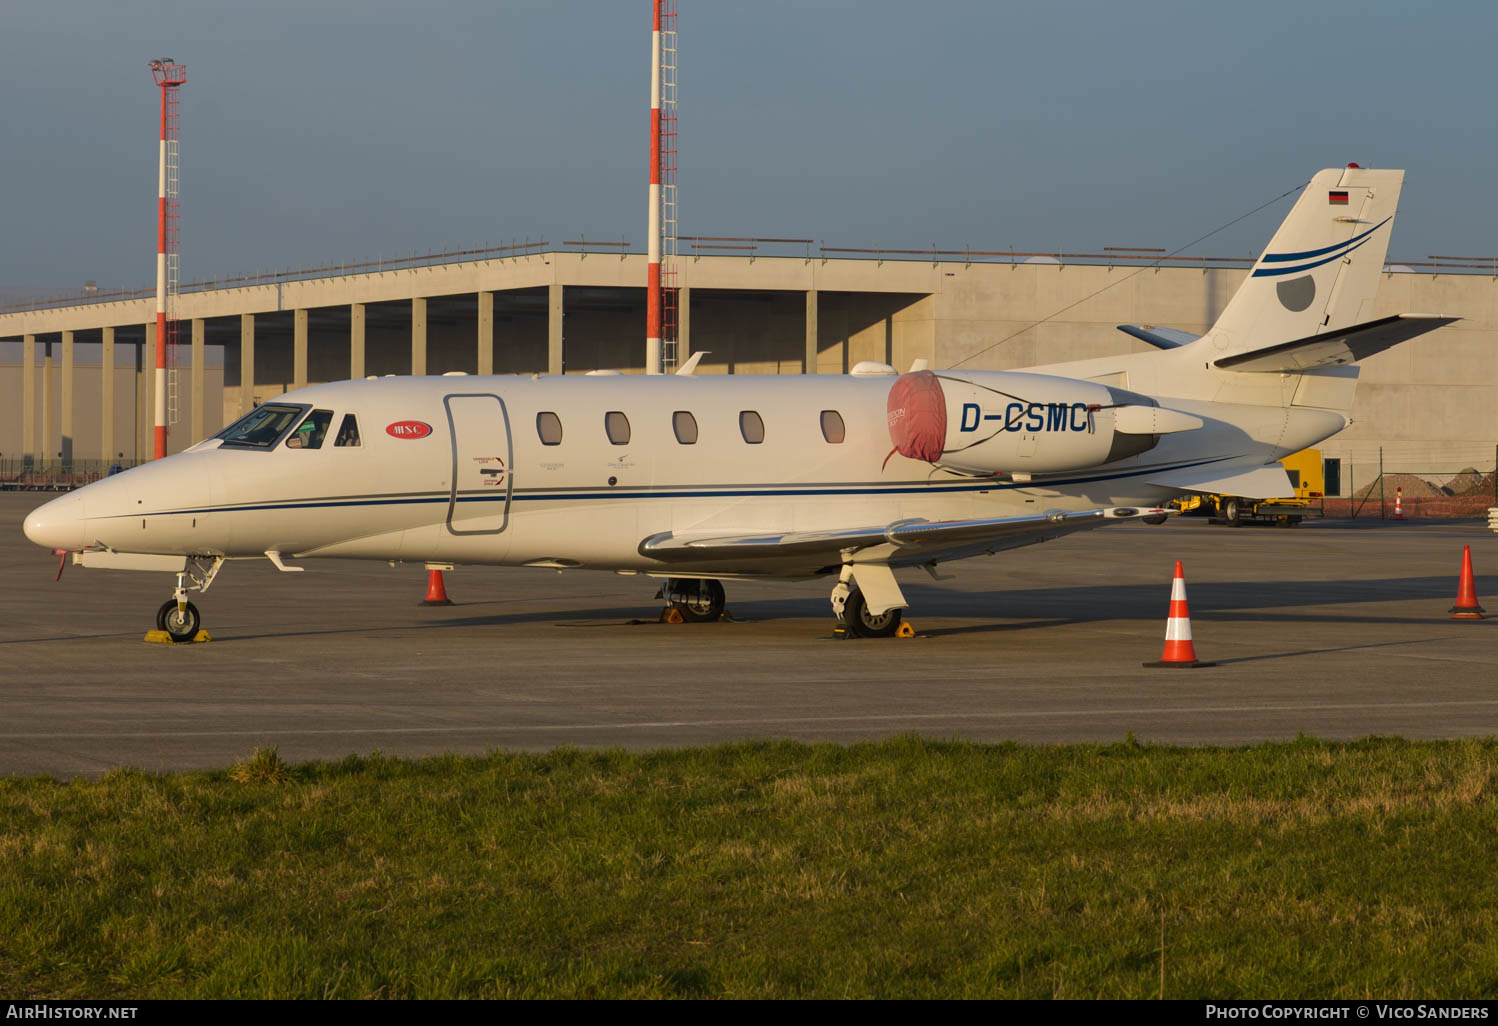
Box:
[820,410,846,444]
[605,411,631,445]
[334,414,361,447]
[215,403,307,449]
[672,411,698,444]
[537,411,563,446]
[285,409,333,450]
[739,411,765,444]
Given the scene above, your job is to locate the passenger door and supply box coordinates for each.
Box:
[444,393,512,535]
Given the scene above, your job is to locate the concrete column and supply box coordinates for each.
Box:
[411,296,427,376]
[101,327,115,462]
[548,284,563,374]
[240,314,255,415]
[804,289,819,373]
[42,341,54,462]
[350,303,366,379]
[293,308,309,389]
[22,334,36,464]
[60,330,74,463]
[679,286,692,360]
[139,324,153,460]
[477,291,494,376]
[191,319,205,443]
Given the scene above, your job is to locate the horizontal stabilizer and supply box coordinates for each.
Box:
[1214,314,1457,373]
[1117,324,1201,350]
[1145,464,1294,499]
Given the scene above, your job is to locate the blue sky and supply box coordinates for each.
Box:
[2,0,1493,290]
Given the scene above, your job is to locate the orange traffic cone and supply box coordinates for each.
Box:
[1394,487,1404,520]
[1450,545,1486,620]
[421,569,453,606]
[1144,561,1216,668]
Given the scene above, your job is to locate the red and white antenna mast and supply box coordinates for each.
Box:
[148,58,185,459]
[646,1,678,374]
[659,1,679,373]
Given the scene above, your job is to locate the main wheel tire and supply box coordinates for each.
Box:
[156,599,201,643]
[668,579,726,623]
[843,589,903,639]
[1223,497,1244,527]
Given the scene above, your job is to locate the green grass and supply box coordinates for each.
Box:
[3,736,1498,998]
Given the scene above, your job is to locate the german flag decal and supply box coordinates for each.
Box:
[1329,191,1349,205]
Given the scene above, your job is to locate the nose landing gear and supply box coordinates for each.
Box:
[149,556,225,644]
[156,598,201,642]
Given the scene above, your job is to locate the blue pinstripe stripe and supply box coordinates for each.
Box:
[1251,235,1373,278]
[1259,216,1390,262]
[114,455,1238,520]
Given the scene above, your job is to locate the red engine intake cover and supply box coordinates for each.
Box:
[886,370,947,464]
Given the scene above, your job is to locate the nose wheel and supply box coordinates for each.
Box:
[156,599,201,643]
[148,557,224,644]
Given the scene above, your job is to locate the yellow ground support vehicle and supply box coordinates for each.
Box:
[1172,448,1324,527]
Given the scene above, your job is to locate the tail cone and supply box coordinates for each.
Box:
[422,569,453,606]
[1450,545,1486,620]
[1144,560,1216,668]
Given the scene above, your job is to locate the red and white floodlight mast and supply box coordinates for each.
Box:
[148,58,185,459]
[646,2,664,375]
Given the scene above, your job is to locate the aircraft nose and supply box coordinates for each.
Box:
[23,492,88,551]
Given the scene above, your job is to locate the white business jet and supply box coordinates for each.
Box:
[24,167,1453,640]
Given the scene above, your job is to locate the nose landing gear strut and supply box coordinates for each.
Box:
[151,556,225,643]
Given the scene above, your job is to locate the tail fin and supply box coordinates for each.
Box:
[1205,167,1403,358]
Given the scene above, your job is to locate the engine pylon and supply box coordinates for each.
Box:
[1144,561,1216,668]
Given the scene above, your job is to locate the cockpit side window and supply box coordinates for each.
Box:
[334,413,362,447]
[215,404,307,449]
[287,409,334,450]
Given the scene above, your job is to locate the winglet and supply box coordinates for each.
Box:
[675,352,707,376]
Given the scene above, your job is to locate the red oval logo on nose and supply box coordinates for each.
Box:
[385,420,433,439]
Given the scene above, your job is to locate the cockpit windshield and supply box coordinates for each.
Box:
[215,404,308,449]
[286,409,334,450]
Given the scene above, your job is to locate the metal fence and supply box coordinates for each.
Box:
[1319,448,1498,519]
[0,459,147,491]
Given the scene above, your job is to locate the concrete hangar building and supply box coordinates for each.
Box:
[2,240,1495,491]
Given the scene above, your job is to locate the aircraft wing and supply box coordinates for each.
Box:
[1213,313,1457,373]
[639,506,1170,568]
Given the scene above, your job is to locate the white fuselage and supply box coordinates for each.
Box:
[24,359,1343,580]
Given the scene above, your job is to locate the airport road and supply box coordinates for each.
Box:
[2,491,1496,777]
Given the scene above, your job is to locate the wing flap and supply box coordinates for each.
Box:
[1213,313,1457,373]
[639,506,1171,565]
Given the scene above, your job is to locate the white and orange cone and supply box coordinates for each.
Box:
[1394,487,1404,520]
[421,569,453,606]
[1144,561,1216,668]
[1450,545,1486,620]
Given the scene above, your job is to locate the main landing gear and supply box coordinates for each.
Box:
[657,568,911,638]
[154,557,225,643]
[829,565,907,639]
[661,577,727,622]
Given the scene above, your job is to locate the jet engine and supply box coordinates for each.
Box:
[886,369,1202,476]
